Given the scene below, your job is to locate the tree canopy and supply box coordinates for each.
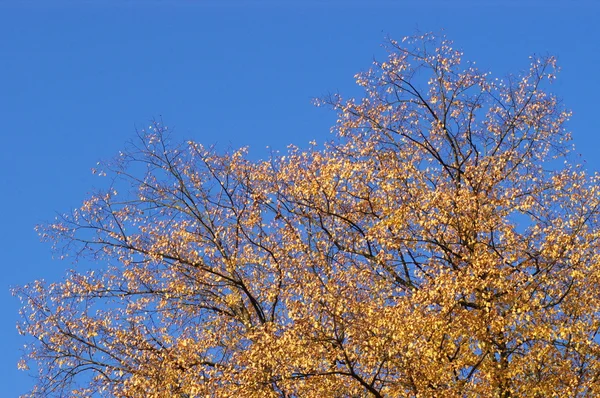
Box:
[15,34,600,397]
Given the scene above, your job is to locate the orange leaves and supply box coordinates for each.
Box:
[14,37,600,397]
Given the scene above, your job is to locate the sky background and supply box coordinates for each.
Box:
[1,1,599,396]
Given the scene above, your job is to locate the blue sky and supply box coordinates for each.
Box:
[1,1,598,395]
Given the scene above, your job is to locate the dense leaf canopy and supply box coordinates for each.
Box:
[16,34,600,397]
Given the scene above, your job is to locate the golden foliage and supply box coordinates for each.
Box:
[15,34,600,397]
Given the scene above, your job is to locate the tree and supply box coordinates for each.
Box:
[15,33,600,397]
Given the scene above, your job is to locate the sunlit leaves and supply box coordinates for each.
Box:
[15,34,600,397]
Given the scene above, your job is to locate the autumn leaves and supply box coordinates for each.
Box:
[16,35,600,397]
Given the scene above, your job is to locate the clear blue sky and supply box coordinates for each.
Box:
[1,1,598,395]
